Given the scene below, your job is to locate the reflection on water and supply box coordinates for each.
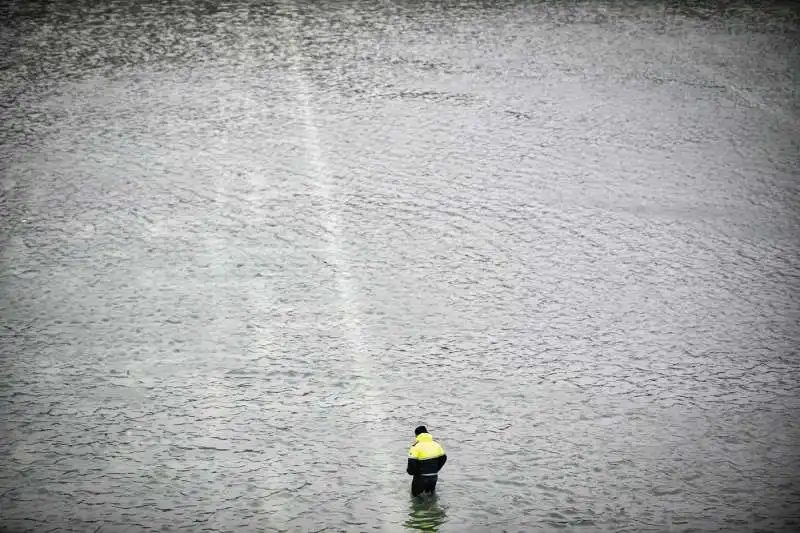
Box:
[404,493,447,533]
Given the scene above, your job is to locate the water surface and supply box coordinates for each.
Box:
[2,0,799,531]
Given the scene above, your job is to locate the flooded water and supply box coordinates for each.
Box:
[2,0,799,531]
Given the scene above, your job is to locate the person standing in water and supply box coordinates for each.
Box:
[407,425,447,497]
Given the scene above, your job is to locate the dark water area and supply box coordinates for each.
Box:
[2,0,799,531]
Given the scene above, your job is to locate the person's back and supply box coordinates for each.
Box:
[407,425,447,496]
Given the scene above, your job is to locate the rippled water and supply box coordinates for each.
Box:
[2,0,799,531]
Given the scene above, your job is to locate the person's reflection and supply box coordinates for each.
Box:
[403,493,447,532]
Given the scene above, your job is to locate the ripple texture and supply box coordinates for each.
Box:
[2,1,799,532]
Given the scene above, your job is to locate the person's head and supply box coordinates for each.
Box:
[414,425,428,436]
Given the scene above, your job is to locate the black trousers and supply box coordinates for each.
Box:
[411,475,438,496]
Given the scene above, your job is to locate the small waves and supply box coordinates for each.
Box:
[2,0,799,532]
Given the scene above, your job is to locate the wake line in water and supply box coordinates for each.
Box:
[294,68,369,364]
[284,12,390,510]
[281,2,381,431]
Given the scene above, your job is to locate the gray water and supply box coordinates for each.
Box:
[2,0,799,531]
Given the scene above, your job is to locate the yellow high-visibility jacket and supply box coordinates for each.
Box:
[407,433,447,477]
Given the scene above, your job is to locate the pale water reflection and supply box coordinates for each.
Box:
[405,494,448,533]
